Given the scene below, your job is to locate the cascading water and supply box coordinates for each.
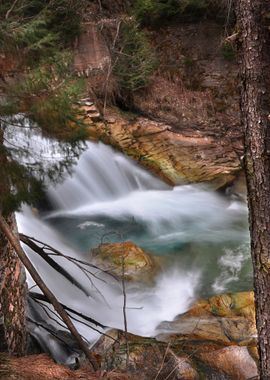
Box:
[17,141,251,363]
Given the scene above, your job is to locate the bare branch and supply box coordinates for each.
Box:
[20,234,91,297]
[5,0,19,19]
[0,214,99,371]
[121,255,129,368]
[30,292,105,328]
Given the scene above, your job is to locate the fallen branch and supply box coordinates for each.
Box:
[30,293,119,344]
[30,292,105,328]
[121,255,129,368]
[20,234,91,297]
[20,233,114,305]
[0,214,99,371]
[5,0,19,19]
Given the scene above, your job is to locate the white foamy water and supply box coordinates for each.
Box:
[212,243,251,293]
[17,207,199,340]
[17,141,250,362]
[48,142,168,209]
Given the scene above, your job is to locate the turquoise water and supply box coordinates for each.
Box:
[44,141,251,299]
[15,131,252,365]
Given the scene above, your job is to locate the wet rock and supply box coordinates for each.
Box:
[196,345,258,380]
[93,327,257,380]
[92,241,160,282]
[93,330,199,380]
[157,292,256,347]
[92,292,258,379]
[86,110,241,189]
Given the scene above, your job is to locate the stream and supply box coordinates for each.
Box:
[17,141,251,363]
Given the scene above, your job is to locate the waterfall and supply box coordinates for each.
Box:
[17,140,250,364]
[48,141,168,210]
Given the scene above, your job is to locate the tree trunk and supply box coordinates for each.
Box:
[237,1,270,378]
[0,126,27,355]
[0,214,27,355]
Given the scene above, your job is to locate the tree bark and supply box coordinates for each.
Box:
[0,125,27,355]
[0,214,27,355]
[237,1,270,378]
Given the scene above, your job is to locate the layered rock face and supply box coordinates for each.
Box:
[74,18,243,189]
[86,111,241,188]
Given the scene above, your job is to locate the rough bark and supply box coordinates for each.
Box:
[0,214,27,355]
[237,0,270,378]
[0,125,27,355]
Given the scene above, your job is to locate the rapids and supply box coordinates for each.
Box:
[17,141,251,363]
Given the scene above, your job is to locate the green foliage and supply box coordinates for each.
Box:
[134,0,207,26]
[133,0,229,26]
[134,0,180,26]
[221,42,235,61]
[0,1,88,214]
[0,0,84,60]
[113,22,157,93]
[0,121,85,215]
[1,52,87,141]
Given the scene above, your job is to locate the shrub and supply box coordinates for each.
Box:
[113,22,157,93]
[134,0,181,26]
[133,0,230,26]
[0,0,84,61]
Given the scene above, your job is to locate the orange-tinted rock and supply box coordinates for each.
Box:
[196,345,258,380]
[157,292,256,347]
[94,330,199,380]
[85,110,240,189]
[92,241,160,281]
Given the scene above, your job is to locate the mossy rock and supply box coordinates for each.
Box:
[92,241,160,282]
[157,291,256,347]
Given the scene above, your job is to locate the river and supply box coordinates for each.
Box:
[16,141,251,363]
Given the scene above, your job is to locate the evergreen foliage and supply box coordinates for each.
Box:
[0,0,83,59]
[0,0,87,214]
[113,22,157,94]
[133,0,229,26]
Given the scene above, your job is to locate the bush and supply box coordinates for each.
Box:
[0,0,84,61]
[133,0,230,26]
[134,0,207,26]
[113,22,157,93]
[134,0,181,26]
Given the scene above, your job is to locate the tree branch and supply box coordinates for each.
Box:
[20,234,91,297]
[0,213,99,371]
[5,0,19,19]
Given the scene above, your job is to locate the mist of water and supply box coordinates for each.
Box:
[17,141,250,363]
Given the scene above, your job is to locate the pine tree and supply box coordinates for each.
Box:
[237,0,270,378]
[0,0,87,355]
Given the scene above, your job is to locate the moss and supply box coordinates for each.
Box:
[221,42,236,61]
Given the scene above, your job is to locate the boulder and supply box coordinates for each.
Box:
[195,345,258,380]
[93,330,199,380]
[157,292,256,347]
[92,241,160,282]
[93,328,257,380]
[92,292,258,379]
